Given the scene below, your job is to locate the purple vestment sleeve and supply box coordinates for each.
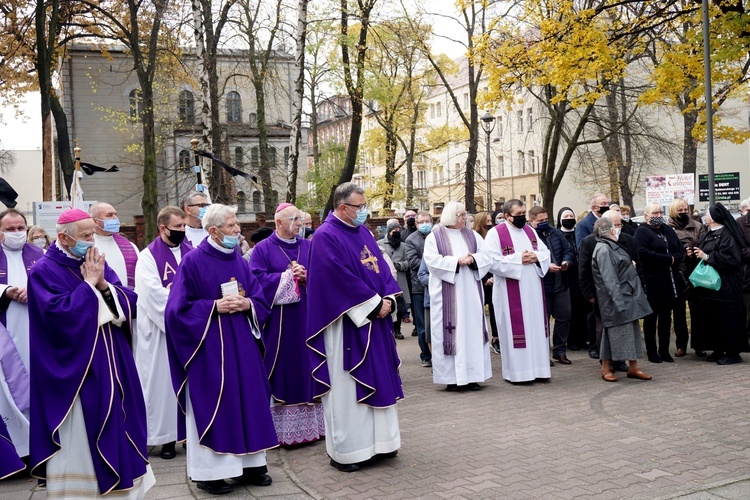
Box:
[27,242,146,494]
[249,234,316,405]
[165,240,278,454]
[0,416,25,479]
[306,213,404,407]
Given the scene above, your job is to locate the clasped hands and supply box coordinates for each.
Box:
[5,286,27,303]
[521,250,538,265]
[80,247,109,290]
[216,295,252,314]
[458,254,475,266]
[291,263,307,284]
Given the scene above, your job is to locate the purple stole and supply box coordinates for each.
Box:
[147,237,193,289]
[433,225,487,355]
[0,322,29,413]
[0,245,42,326]
[113,234,138,290]
[495,224,549,348]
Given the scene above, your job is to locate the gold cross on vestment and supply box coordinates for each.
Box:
[360,246,380,274]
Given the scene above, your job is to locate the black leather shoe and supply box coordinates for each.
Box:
[466,382,481,391]
[234,473,272,486]
[706,351,722,362]
[330,458,360,472]
[446,384,459,392]
[659,352,674,363]
[568,344,580,351]
[394,331,405,340]
[588,348,600,359]
[377,450,398,459]
[553,355,572,365]
[159,441,176,460]
[717,356,742,365]
[196,480,232,495]
[647,354,662,363]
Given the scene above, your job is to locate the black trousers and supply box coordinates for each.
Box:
[643,307,673,357]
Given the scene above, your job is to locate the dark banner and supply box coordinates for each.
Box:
[698,172,741,202]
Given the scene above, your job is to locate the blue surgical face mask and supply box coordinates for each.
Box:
[70,238,94,258]
[353,208,368,227]
[418,223,432,235]
[536,221,550,233]
[101,217,120,233]
[198,207,208,220]
[220,234,239,249]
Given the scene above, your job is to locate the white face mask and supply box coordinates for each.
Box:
[612,227,621,241]
[2,231,27,250]
[31,237,47,249]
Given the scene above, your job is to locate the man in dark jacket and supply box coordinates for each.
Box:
[737,207,750,341]
[529,206,575,364]
[575,193,610,248]
[405,211,434,367]
[579,210,641,371]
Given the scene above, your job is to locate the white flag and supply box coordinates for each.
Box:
[70,170,85,209]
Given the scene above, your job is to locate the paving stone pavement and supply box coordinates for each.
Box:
[3,325,750,499]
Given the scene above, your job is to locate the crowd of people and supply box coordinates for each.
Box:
[1,183,749,496]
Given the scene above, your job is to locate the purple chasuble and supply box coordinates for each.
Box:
[0,417,25,479]
[147,237,193,289]
[249,233,315,405]
[113,233,138,289]
[27,242,147,494]
[0,244,43,325]
[164,239,278,454]
[495,224,549,348]
[306,213,404,408]
[0,321,29,412]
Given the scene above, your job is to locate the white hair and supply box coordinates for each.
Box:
[602,210,621,222]
[56,221,80,237]
[440,201,464,226]
[202,204,238,230]
[594,216,614,237]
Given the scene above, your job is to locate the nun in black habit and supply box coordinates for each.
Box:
[688,203,750,364]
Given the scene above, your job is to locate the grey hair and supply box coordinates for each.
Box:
[182,190,208,209]
[416,210,432,221]
[386,218,401,232]
[590,193,607,206]
[740,199,749,210]
[202,204,238,230]
[594,216,614,237]
[602,210,621,222]
[333,182,365,208]
[56,221,81,238]
[88,201,111,219]
[503,199,524,216]
[440,201,464,226]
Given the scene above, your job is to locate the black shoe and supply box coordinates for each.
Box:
[588,348,600,359]
[612,361,629,373]
[394,331,405,340]
[706,351,722,362]
[377,450,398,459]
[491,339,501,354]
[465,382,481,391]
[330,458,360,472]
[446,384,459,392]
[659,352,674,363]
[196,480,233,495]
[647,354,662,363]
[717,356,742,365]
[411,330,418,336]
[568,344,581,351]
[159,441,176,460]
[553,354,572,365]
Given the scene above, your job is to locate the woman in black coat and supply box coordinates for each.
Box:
[557,206,587,350]
[689,203,749,364]
[634,203,685,363]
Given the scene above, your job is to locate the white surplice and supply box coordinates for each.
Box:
[0,245,31,456]
[322,295,401,465]
[134,246,181,446]
[93,234,139,288]
[423,228,493,386]
[485,223,551,382]
[185,225,208,248]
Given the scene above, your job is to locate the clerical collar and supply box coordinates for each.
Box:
[187,224,202,230]
[709,224,724,232]
[274,232,296,244]
[58,243,83,260]
[207,236,234,253]
[94,233,114,241]
[333,212,356,227]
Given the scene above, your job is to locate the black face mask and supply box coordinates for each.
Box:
[166,228,186,246]
[598,206,610,216]
[561,219,576,230]
[676,213,690,224]
[510,214,526,229]
[406,218,416,228]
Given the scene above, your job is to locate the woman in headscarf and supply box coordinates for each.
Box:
[667,198,706,357]
[634,203,685,363]
[688,203,749,365]
[557,207,587,350]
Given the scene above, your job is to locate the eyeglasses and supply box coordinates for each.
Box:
[344,203,368,211]
[189,203,211,208]
[287,216,303,222]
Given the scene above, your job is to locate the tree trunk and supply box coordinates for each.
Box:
[682,107,698,175]
[254,80,274,218]
[192,0,213,198]
[619,79,635,209]
[383,127,397,209]
[42,109,52,200]
[140,90,159,240]
[287,0,308,203]
[49,94,74,195]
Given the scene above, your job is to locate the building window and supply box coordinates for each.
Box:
[436,102,442,117]
[517,150,525,173]
[284,147,290,170]
[463,93,469,109]
[498,155,504,177]
[251,146,259,168]
[235,147,243,168]
[237,191,246,212]
[268,147,277,168]
[430,104,435,119]
[178,149,191,172]
[520,194,526,204]
[248,113,257,128]
[178,90,194,123]
[252,191,262,212]
[497,116,503,137]
[517,110,523,133]
[528,150,536,173]
[417,170,426,189]
[527,108,533,131]
[226,91,241,123]
[129,89,143,119]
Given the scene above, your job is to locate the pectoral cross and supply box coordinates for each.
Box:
[360,246,380,274]
[502,245,515,256]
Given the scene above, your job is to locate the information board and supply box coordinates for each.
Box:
[698,172,741,202]
[645,174,695,205]
[33,201,96,236]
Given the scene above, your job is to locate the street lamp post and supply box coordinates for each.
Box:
[480,112,496,211]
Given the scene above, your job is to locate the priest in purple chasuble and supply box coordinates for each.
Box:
[134,206,192,461]
[306,182,404,473]
[249,203,324,446]
[0,208,42,466]
[164,204,277,494]
[90,202,139,289]
[485,199,552,383]
[423,201,494,391]
[0,416,25,479]
[26,209,154,498]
